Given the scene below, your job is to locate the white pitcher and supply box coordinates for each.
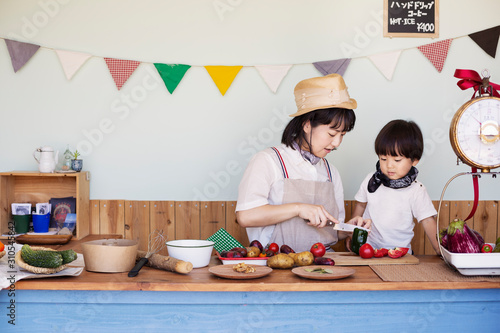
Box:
[33,146,59,173]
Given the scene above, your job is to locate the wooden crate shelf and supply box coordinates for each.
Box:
[0,171,90,239]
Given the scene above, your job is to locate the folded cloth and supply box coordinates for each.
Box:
[207,228,243,253]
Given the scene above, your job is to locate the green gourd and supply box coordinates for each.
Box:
[21,244,63,268]
[57,249,78,264]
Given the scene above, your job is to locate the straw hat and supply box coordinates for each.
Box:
[290,73,357,117]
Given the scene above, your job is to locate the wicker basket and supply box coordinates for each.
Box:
[0,250,5,260]
[15,246,68,274]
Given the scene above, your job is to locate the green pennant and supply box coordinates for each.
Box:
[154,63,191,94]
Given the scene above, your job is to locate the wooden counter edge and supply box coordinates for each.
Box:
[13,279,500,292]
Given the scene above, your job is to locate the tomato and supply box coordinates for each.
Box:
[359,243,374,259]
[481,244,493,253]
[268,243,279,254]
[388,248,403,258]
[0,241,4,252]
[310,242,326,257]
[373,248,388,257]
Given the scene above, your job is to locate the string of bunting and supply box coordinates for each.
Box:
[2,25,499,95]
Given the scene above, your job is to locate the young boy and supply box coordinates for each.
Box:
[352,119,440,254]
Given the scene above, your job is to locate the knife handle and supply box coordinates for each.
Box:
[128,257,148,277]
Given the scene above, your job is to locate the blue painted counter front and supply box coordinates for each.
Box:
[1,288,499,332]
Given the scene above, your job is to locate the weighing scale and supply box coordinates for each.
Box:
[437,69,500,275]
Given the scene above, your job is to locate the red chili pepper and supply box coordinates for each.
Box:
[481,244,493,253]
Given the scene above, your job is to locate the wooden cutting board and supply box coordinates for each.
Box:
[324,252,419,266]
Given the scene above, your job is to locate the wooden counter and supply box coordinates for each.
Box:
[2,235,500,331]
[12,235,500,292]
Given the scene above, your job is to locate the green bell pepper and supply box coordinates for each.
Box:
[351,227,368,255]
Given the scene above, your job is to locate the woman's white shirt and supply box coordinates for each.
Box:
[236,144,346,246]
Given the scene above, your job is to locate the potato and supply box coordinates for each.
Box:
[293,251,314,266]
[267,253,294,269]
[245,246,261,258]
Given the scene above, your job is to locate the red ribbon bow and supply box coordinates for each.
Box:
[454,69,500,98]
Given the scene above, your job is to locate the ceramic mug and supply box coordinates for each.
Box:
[13,214,31,234]
[33,213,51,233]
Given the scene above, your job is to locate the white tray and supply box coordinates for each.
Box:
[441,244,500,275]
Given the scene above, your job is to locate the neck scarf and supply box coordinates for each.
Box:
[292,142,321,165]
[367,161,418,193]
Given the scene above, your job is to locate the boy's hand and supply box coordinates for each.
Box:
[347,216,372,230]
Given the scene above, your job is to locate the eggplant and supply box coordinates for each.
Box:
[280,244,295,254]
[439,228,448,249]
[249,240,263,252]
[314,257,335,266]
[447,219,483,253]
[472,229,485,244]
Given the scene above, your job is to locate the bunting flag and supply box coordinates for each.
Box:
[417,39,453,73]
[104,58,141,90]
[255,65,292,93]
[154,64,191,94]
[204,66,242,95]
[368,50,402,81]
[468,25,500,58]
[4,39,40,73]
[313,58,351,76]
[55,49,91,80]
[1,24,499,96]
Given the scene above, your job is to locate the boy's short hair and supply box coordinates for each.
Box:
[374,120,423,160]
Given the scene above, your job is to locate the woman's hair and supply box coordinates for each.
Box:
[374,119,423,160]
[282,108,356,149]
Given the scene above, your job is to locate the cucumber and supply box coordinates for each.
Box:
[21,244,63,268]
[57,249,77,264]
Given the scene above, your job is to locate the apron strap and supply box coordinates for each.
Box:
[322,158,333,182]
[271,147,289,179]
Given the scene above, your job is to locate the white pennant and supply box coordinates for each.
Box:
[368,50,402,81]
[255,65,292,93]
[55,49,92,80]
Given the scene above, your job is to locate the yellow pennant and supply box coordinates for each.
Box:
[205,66,243,96]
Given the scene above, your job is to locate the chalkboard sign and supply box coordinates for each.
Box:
[384,0,439,38]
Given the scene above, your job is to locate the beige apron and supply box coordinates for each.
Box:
[268,147,339,253]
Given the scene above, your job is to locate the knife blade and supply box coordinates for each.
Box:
[326,221,369,233]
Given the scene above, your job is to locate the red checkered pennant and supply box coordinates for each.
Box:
[104,58,141,90]
[417,39,453,73]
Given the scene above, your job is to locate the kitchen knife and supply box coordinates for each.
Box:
[326,221,369,233]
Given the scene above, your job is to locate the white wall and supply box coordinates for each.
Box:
[0,0,499,201]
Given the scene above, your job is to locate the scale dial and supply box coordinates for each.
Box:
[450,96,500,172]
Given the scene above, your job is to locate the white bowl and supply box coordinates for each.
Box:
[166,239,214,268]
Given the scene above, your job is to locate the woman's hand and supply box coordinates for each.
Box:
[297,203,338,228]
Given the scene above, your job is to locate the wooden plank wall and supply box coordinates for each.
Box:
[89,200,499,255]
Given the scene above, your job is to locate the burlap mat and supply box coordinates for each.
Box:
[370,261,500,282]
